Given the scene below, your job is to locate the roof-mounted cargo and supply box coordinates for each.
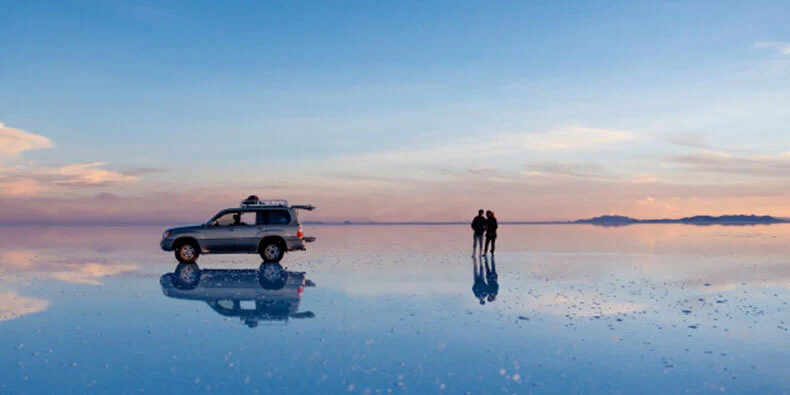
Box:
[240,195,288,208]
[238,195,315,211]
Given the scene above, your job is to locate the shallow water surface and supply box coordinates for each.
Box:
[1,225,789,394]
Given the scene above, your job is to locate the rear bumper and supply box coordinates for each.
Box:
[285,236,315,251]
[160,239,174,251]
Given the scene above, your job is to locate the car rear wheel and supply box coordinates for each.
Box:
[175,241,199,263]
[259,240,284,263]
[258,262,287,290]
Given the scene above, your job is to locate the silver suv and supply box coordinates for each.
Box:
[160,196,315,264]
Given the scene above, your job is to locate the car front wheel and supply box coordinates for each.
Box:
[259,240,284,263]
[175,242,199,263]
[173,263,201,290]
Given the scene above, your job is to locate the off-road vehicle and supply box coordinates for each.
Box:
[160,196,315,263]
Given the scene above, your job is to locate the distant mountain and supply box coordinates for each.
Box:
[575,215,640,226]
[677,215,784,225]
[576,214,786,226]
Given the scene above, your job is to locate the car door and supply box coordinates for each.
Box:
[231,211,260,252]
[203,211,240,252]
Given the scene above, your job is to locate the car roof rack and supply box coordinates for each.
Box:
[240,196,289,208]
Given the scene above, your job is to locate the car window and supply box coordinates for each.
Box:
[236,212,255,226]
[261,210,291,225]
[213,211,255,226]
[213,212,238,226]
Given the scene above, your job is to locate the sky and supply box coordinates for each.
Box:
[1,0,790,224]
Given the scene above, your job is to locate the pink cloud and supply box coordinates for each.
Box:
[0,123,53,156]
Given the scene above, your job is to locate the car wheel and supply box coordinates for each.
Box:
[173,263,201,290]
[175,241,199,263]
[258,262,287,290]
[259,240,284,263]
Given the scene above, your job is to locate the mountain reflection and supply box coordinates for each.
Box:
[160,263,315,327]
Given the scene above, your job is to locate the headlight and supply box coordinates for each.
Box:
[163,231,171,239]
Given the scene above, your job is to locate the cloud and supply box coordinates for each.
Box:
[0,124,143,195]
[523,161,610,179]
[0,291,49,322]
[531,294,647,317]
[636,196,678,211]
[0,162,141,196]
[668,150,790,178]
[337,126,637,166]
[120,167,168,177]
[52,162,139,187]
[0,123,53,156]
[48,263,138,285]
[666,133,712,150]
[631,174,659,184]
[755,41,790,55]
[0,250,138,285]
[0,178,46,196]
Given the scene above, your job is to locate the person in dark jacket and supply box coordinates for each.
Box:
[471,209,487,256]
[484,210,498,255]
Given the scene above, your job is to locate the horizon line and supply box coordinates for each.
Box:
[0,214,787,228]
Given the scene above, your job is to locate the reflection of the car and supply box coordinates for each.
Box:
[160,262,315,327]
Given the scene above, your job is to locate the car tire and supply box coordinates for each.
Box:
[258,262,287,290]
[173,263,201,290]
[259,240,285,263]
[175,241,199,263]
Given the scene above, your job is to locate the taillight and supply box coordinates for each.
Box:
[297,227,304,238]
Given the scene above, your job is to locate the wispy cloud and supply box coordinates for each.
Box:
[523,161,610,179]
[0,250,138,285]
[337,126,637,166]
[0,122,53,156]
[668,150,790,178]
[666,133,713,150]
[0,162,141,196]
[755,41,790,55]
[0,125,148,195]
[0,291,49,322]
[52,162,139,188]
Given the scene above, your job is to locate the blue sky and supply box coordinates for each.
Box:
[1,1,790,223]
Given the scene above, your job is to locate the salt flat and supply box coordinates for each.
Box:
[1,224,788,394]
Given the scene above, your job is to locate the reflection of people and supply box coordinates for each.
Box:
[471,209,487,256]
[472,255,488,305]
[484,255,498,303]
[484,210,498,255]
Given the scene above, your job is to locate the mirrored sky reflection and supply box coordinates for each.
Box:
[1,225,789,393]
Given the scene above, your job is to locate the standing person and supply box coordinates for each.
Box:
[484,210,498,255]
[471,209,487,256]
